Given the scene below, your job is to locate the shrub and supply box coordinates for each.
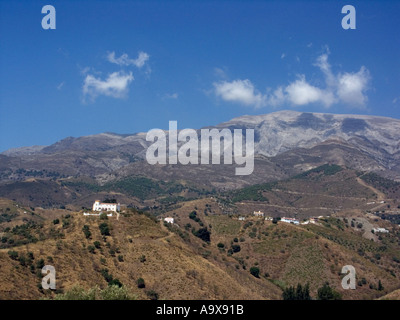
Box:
[231,244,241,253]
[189,211,201,224]
[82,225,91,239]
[250,266,260,278]
[118,255,124,262]
[137,278,145,289]
[100,285,133,300]
[36,258,45,269]
[52,285,136,300]
[88,245,96,254]
[100,213,108,220]
[53,219,60,225]
[217,242,225,249]
[109,278,123,288]
[8,250,19,260]
[146,290,159,300]
[378,280,384,291]
[93,241,101,249]
[18,254,27,267]
[99,223,110,236]
[100,268,113,283]
[139,255,146,263]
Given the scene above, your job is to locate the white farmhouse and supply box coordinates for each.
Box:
[93,200,120,212]
[281,217,300,225]
[373,227,389,233]
[253,210,264,217]
[164,217,174,224]
[301,218,318,225]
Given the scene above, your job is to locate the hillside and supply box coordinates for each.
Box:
[1,190,400,300]
[0,205,282,300]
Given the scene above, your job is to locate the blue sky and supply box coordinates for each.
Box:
[0,0,399,151]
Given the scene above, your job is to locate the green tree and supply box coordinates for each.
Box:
[231,244,241,253]
[317,282,342,300]
[250,266,260,278]
[99,223,110,236]
[282,286,295,300]
[82,225,91,239]
[93,241,101,249]
[8,250,19,260]
[137,278,145,289]
[282,283,311,300]
[378,280,384,291]
[194,228,210,242]
[36,258,45,269]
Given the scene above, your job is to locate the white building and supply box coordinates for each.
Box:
[253,210,264,217]
[164,217,174,224]
[92,200,120,212]
[238,216,246,221]
[301,218,318,225]
[84,212,113,217]
[373,227,389,233]
[281,217,300,225]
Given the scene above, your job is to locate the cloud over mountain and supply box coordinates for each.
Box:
[214,51,371,109]
[82,71,134,101]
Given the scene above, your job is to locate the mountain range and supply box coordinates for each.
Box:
[1,110,400,189]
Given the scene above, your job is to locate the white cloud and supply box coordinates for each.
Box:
[214,67,228,79]
[281,53,286,59]
[213,51,370,109]
[57,82,65,90]
[285,76,335,107]
[214,79,266,108]
[83,71,134,101]
[164,93,179,99]
[266,87,285,107]
[337,67,370,106]
[107,51,149,68]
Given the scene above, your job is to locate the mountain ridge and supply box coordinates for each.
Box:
[1,110,400,188]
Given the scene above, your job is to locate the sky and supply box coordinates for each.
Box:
[0,0,399,152]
